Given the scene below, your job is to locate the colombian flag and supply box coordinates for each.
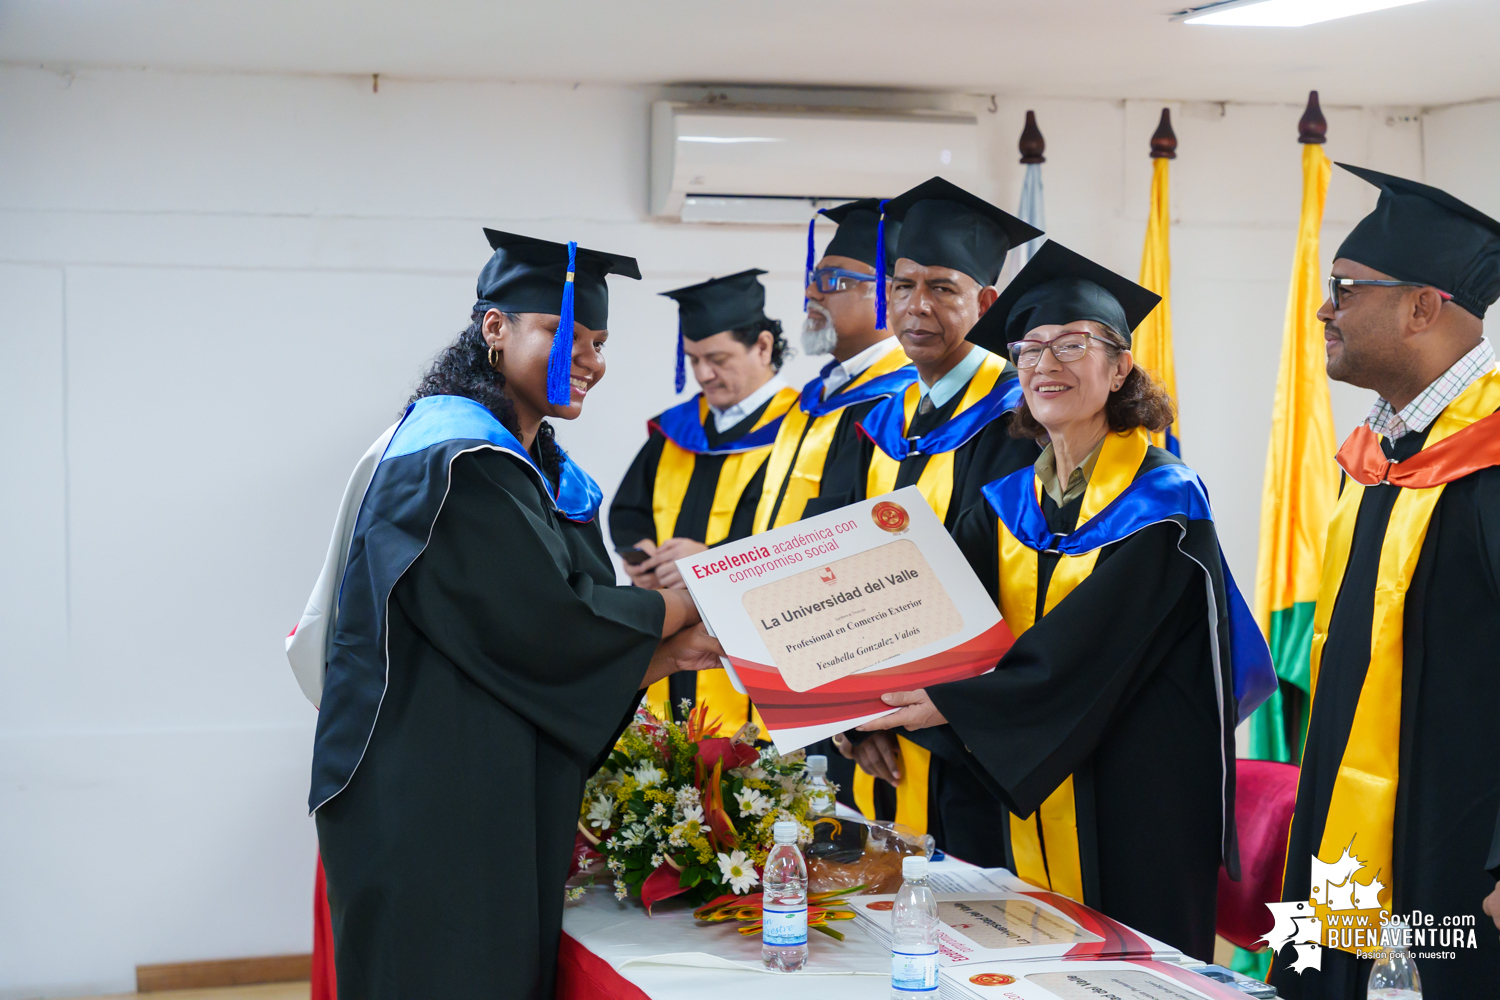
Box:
[1247,142,1338,764]
[1135,156,1181,456]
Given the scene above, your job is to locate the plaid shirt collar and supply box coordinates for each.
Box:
[1365,339,1496,441]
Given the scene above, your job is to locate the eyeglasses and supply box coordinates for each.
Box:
[1328,276,1453,310]
[808,267,876,294]
[1008,332,1116,369]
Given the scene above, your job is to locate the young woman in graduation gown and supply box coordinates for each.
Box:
[290,231,723,1000]
[858,241,1274,962]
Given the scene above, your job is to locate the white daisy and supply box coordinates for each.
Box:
[675,785,701,810]
[735,787,771,817]
[717,850,760,894]
[651,802,667,818]
[668,802,709,847]
[586,795,614,829]
[633,762,666,788]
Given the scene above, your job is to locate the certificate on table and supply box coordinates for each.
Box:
[940,960,1248,1000]
[677,486,1013,754]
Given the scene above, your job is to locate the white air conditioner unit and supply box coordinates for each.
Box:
[649,102,981,224]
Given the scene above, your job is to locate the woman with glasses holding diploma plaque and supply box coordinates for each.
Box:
[858,240,1275,962]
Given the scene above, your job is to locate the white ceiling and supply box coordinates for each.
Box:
[2,0,1497,106]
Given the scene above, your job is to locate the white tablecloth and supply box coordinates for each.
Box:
[561,857,981,999]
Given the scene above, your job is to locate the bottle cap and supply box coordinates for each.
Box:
[902,855,929,880]
[806,755,827,773]
[773,820,800,844]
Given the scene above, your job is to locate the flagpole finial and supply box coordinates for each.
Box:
[1150,108,1177,159]
[1019,110,1046,164]
[1299,90,1328,145]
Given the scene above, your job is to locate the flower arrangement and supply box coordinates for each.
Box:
[576,702,826,911]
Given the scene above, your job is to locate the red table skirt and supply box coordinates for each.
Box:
[556,932,651,1000]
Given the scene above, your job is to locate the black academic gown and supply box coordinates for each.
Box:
[609,395,781,553]
[913,446,1230,962]
[316,448,661,1000]
[764,387,899,800]
[837,378,1041,859]
[610,397,780,722]
[768,397,885,522]
[1273,427,1500,1000]
[843,381,1042,531]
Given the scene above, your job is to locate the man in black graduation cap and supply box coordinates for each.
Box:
[303,229,722,1000]
[1272,166,1500,1000]
[753,199,918,533]
[611,269,798,730]
[832,178,1045,857]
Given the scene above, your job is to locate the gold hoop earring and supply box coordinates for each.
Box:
[488,346,500,369]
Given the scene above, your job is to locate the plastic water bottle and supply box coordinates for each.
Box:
[1367,916,1422,999]
[806,755,836,818]
[761,820,809,972]
[891,854,939,997]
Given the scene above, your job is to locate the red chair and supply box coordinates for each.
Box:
[1217,759,1299,951]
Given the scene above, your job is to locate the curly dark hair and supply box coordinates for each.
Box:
[727,317,791,371]
[1009,326,1176,441]
[408,308,564,480]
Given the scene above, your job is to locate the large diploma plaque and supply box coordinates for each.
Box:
[677,486,1012,753]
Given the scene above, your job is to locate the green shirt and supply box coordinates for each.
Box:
[1034,437,1105,507]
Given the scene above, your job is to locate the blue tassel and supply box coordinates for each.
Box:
[545,241,578,406]
[804,214,818,311]
[875,200,889,331]
[674,319,686,393]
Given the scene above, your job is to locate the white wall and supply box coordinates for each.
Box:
[1,65,1494,997]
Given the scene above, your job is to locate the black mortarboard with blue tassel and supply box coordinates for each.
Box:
[661,269,770,392]
[475,228,641,405]
[876,177,1043,329]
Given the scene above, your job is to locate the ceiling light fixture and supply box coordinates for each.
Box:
[1173,0,1432,26]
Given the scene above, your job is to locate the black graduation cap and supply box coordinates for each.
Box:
[1335,164,1500,319]
[661,269,769,392]
[474,229,641,405]
[811,198,901,270]
[885,177,1044,288]
[968,239,1161,353]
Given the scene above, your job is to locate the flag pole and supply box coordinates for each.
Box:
[1136,109,1180,455]
[1000,111,1048,286]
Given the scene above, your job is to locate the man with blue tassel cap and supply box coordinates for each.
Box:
[753,198,919,534]
[610,268,799,733]
[831,177,1045,863]
[290,228,724,1000]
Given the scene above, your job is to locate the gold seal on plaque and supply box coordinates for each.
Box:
[871,500,910,534]
[969,973,1017,986]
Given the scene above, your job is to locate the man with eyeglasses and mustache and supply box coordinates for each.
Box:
[1272,165,1500,1000]
[752,199,917,534]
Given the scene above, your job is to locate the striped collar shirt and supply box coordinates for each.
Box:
[820,337,902,400]
[1365,338,1496,441]
[709,374,789,433]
